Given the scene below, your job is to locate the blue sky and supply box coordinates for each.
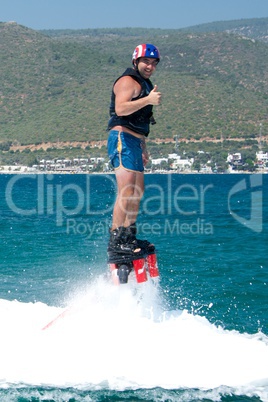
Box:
[1,0,268,30]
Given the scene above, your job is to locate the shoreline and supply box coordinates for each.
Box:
[0,169,266,175]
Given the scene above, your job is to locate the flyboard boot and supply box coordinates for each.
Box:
[108,225,159,285]
[125,223,159,279]
[107,227,147,285]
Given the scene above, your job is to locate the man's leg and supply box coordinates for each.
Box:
[124,172,155,252]
[124,171,144,227]
[108,167,143,259]
[111,167,143,230]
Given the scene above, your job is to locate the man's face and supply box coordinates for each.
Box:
[137,57,158,79]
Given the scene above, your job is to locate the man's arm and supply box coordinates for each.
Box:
[114,76,161,116]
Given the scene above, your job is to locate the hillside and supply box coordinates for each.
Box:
[0,19,268,164]
[181,17,268,44]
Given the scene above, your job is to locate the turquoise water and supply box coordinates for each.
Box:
[0,173,267,402]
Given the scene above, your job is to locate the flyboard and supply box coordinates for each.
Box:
[108,246,159,285]
[42,247,159,330]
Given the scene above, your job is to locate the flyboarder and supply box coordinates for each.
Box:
[106,44,161,284]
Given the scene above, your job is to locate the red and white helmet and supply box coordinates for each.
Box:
[132,43,160,64]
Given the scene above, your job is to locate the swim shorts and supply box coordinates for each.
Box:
[107,130,144,172]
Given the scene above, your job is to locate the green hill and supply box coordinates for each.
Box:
[0,19,267,164]
[180,17,268,43]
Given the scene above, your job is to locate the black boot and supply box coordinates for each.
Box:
[125,223,155,254]
[107,226,144,263]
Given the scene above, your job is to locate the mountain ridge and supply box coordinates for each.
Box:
[0,18,267,164]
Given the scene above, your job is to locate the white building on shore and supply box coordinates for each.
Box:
[168,154,193,171]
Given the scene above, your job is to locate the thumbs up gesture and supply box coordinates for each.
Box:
[148,85,161,105]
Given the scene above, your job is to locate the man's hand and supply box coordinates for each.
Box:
[148,85,161,105]
[141,142,149,166]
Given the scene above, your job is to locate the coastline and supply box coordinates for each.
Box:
[0,167,267,175]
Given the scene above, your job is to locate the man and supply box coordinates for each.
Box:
[107,43,161,261]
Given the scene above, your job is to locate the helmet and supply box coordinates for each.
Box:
[132,43,160,64]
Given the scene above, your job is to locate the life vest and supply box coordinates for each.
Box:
[107,68,155,137]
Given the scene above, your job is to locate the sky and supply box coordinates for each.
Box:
[1,0,268,30]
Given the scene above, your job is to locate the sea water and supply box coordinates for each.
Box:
[0,173,267,402]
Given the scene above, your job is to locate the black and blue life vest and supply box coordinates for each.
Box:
[107,68,155,137]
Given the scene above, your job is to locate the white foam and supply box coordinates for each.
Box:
[0,275,267,401]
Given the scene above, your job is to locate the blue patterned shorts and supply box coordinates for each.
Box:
[107,130,144,172]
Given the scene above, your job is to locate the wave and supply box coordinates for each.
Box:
[0,274,267,401]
